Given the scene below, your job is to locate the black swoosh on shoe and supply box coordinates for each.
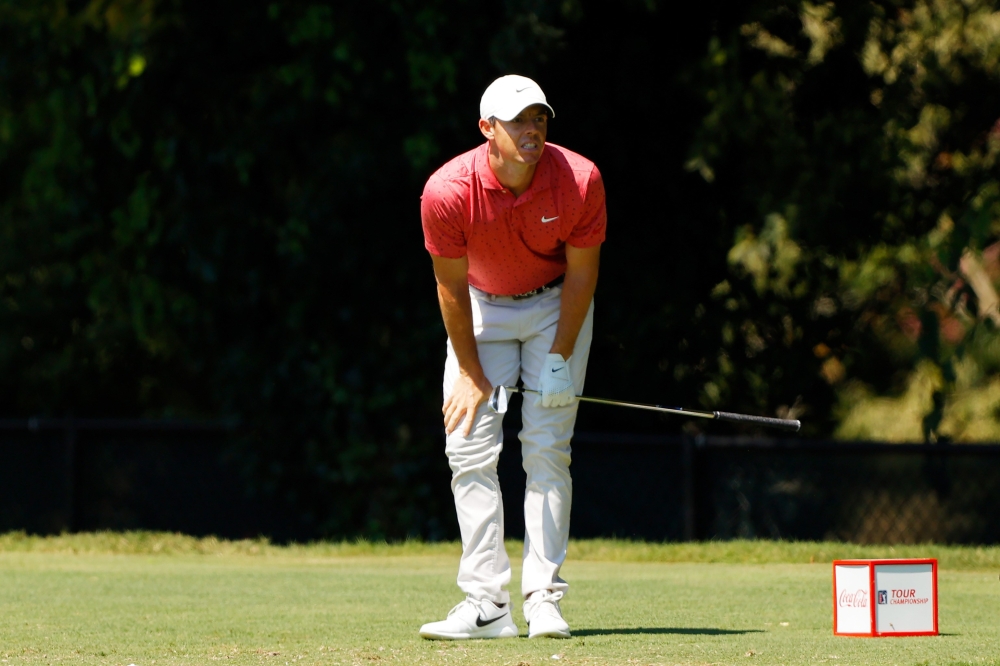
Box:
[475,613,506,627]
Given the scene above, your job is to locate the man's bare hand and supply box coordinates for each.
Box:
[443,371,493,437]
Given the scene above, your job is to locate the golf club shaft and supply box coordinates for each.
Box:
[507,387,801,432]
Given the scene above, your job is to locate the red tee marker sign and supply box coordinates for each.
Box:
[833,559,938,637]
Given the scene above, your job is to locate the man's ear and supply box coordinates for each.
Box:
[478,118,494,140]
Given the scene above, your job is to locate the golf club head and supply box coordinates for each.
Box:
[488,385,509,414]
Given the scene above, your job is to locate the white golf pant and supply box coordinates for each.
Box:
[443,284,593,604]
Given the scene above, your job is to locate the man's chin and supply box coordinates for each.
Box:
[518,146,545,163]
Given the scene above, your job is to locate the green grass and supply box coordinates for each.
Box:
[1,533,998,665]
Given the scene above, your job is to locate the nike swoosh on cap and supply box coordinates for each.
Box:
[515,87,531,92]
[475,614,506,627]
[541,216,559,223]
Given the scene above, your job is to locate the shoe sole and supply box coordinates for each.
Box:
[420,625,519,640]
[528,629,571,638]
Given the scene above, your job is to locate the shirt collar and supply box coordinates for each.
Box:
[476,141,552,196]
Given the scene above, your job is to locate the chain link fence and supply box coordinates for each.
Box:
[0,419,277,539]
[502,433,1000,545]
[697,438,1000,544]
[3,419,1000,544]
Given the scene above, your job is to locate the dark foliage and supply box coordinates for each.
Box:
[3,0,998,538]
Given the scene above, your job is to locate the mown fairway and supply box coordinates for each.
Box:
[0,534,998,665]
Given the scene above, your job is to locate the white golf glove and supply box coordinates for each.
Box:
[540,353,575,408]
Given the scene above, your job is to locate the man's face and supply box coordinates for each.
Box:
[483,104,549,165]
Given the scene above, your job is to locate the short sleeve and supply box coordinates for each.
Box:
[421,174,467,258]
[567,165,606,248]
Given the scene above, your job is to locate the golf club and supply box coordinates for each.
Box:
[488,385,801,432]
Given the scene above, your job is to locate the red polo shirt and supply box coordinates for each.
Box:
[421,142,606,296]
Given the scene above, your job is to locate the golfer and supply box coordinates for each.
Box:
[419,75,606,640]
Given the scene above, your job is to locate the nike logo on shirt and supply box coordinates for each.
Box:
[552,366,564,373]
[541,216,559,223]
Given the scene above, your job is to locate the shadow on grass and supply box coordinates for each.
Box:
[573,627,764,637]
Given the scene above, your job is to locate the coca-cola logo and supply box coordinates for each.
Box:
[838,589,868,608]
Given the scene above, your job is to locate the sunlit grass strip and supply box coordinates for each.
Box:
[568,538,1000,569]
[2,531,998,569]
[0,531,459,557]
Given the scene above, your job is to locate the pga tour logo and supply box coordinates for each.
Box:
[878,590,888,605]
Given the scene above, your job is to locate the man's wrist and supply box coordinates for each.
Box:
[458,367,491,390]
[548,344,573,358]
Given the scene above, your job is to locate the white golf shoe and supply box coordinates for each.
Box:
[419,597,519,640]
[523,589,570,638]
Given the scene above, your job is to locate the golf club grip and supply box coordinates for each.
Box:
[712,411,801,432]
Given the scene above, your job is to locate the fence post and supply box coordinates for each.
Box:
[682,435,696,541]
[64,419,77,532]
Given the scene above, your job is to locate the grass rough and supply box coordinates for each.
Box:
[2,531,999,570]
[0,535,1000,666]
[1,533,999,665]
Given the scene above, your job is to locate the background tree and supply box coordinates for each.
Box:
[685,0,1000,442]
[3,0,999,539]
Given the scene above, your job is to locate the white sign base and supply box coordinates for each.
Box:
[833,559,938,636]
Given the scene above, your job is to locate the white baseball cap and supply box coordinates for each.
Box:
[479,75,555,121]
